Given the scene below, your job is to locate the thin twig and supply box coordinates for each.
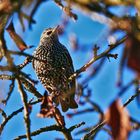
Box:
[117,79,136,97]
[0,108,7,120]
[81,120,106,140]
[8,50,34,58]
[17,56,32,69]
[85,98,103,121]
[69,122,85,132]
[8,50,47,62]
[123,90,140,107]
[1,80,15,105]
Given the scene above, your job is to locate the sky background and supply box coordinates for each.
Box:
[0,1,140,140]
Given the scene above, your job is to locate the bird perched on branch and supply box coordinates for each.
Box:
[32,26,78,112]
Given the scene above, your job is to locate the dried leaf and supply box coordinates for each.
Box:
[105,99,130,140]
[38,94,65,126]
[37,93,54,118]
[6,21,28,51]
[126,36,140,75]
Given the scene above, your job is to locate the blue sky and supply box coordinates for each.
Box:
[1,1,140,140]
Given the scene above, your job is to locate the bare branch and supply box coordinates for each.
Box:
[14,124,62,140]
[69,35,127,81]
[14,122,85,140]
[17,56,32,69]
[81,120,106,140]
[0,99,41,135]
[1,80,15,105]
[0,108,7,120]
[20,77,42,98]
[17,78,32,140]
[69,122,85,132]
[81,88,140,140]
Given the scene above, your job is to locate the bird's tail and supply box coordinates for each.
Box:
[59,95,78,112]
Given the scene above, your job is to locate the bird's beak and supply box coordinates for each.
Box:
[52,25,59,33]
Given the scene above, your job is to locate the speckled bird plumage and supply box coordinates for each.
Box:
[32,26,78,112]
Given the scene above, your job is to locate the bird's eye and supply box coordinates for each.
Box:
[47,31,52,35]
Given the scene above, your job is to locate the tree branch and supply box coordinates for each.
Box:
[69,35,127,81]
[0,99,41,135]
[81,88,140,139]
[123,90,140,107]
[17,78,32,140]
[14,122,85,140]
[81,120,106,140]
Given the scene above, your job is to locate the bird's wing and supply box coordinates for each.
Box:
[61,44,74,71]
[61,44,76,94]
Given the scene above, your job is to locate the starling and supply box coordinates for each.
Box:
[32,26,78,112]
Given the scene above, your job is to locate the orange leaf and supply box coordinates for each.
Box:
[105,99,130,140]
[6,21,28,51]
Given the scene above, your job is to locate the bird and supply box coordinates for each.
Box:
[32,26,78,112]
